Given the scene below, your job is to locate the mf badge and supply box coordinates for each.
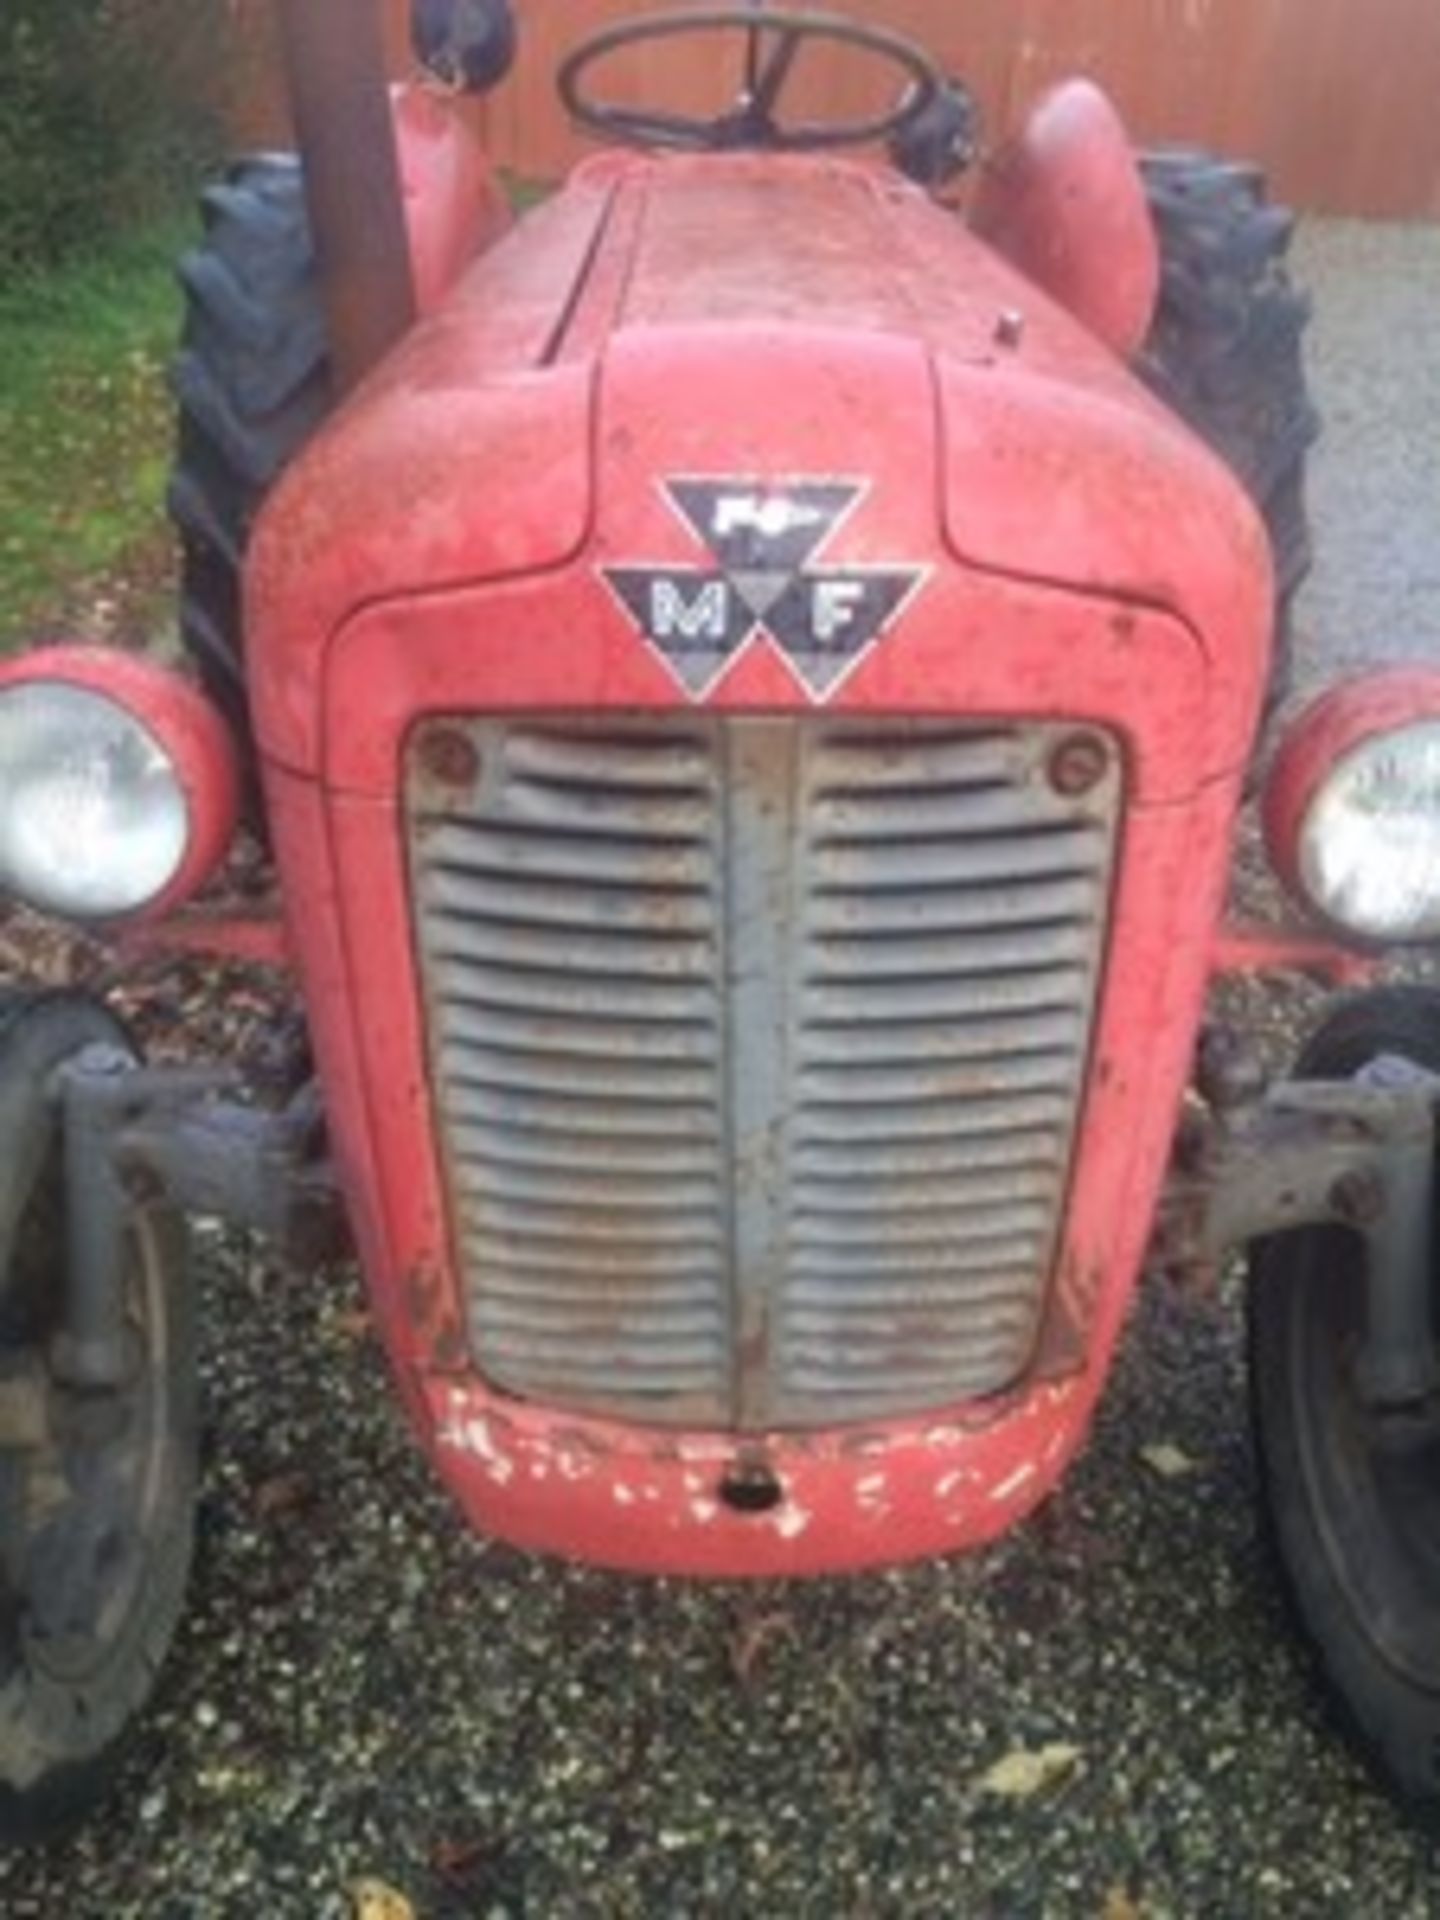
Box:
[603,478,926,699]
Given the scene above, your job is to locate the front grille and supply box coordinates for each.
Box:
[408,717,1120,1430]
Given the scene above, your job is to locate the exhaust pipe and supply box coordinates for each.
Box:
[276,0,417,395]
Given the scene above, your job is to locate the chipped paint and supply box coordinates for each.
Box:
[855,1472,890,1515]
[437,1413,515,1486]
[673,1438,738,1466]
[991,1460,1038,1504]
[417,1321,1124,1567]
[771,1505,813,1541]
[935,1468,976,1501]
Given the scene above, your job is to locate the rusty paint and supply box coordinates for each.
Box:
[417,725,482,787]
[400,712,1119,1430]
[1048,730,1112,798]
[401,1259,469,1371]
[430,1317,468,1372]
[1028,1250,1097,1378]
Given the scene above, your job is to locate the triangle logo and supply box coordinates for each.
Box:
[601,476,926,702]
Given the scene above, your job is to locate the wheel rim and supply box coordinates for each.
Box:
[1285,1223,1440,1691]
[0,1168,174,1688]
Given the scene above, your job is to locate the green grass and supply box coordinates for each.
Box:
[0,213,191,648]
[0,182,559,652]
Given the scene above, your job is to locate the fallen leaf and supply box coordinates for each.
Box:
[349,1878,416,1920]
[430,1834,498,1889]
[329,1305,374,1342]
[253,1472,314,1521]
[1140,1442,1199,1480]
[727,1608,797,1688]
[976,1742,1083,1800]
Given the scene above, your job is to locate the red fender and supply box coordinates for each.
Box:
[971,80,1159,360]
[391,81,513,316]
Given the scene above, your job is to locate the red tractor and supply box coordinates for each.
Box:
[2,0,1439,1835]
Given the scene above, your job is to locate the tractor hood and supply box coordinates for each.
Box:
[249,151,1269,774]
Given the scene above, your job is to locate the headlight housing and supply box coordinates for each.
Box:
[1265,670,1440,945]
[0,650,239,924]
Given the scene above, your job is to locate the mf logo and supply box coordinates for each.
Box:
[602,478,926,699]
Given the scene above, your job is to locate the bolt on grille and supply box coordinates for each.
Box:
[407,717,1120,1430]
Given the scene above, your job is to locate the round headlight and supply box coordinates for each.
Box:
[1298,721,1440,942]
[0,683,189,919]
[1265,671,1440,946]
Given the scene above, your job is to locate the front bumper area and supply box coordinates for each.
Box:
[420,1367,1090,1576]
[266,753,1239,1575]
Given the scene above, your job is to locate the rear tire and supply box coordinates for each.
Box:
[168,156,331,754]
[1139,150,1320,716]
[1250,987,1440,1812]
[0,995,196,1841]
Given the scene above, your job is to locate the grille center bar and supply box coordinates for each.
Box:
[723,721,801,1428]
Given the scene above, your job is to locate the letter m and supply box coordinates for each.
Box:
[650,578,729,643]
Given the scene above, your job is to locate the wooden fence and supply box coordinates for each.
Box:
[231,0,1440,219]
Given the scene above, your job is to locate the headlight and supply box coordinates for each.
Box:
[1299,723,1440,942]
[0,651,239,924]
[0,684,188,918]
[1265,671,1440,945]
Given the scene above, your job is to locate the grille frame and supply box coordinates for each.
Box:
[407,714,1122,1430]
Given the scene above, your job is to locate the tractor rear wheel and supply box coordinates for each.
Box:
[1250,988,1440,1813]
[168,156,330,751]
[1139,150,1320,716]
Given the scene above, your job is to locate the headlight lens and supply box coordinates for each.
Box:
[1299,720,1440,942]
[0,683,189,919]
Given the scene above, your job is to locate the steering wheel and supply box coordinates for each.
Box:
[558,7,944,155]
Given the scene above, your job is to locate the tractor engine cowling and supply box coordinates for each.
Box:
[248,153,1270,1575]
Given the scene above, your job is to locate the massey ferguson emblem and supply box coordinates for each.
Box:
[602,479,926,698]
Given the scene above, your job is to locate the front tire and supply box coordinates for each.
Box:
[0,996,197,1841]
[1250,987,1440,1810]
[1139,150,1320,716]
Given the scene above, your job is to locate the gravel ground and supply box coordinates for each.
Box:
[1296,220,1440,679]
[3,219,1440,1917]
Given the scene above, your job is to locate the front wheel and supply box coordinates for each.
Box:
[0,995,197,1840]
[1250,987,1440,1809]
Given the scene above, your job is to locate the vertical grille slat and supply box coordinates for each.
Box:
[408,716,1119,1430]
